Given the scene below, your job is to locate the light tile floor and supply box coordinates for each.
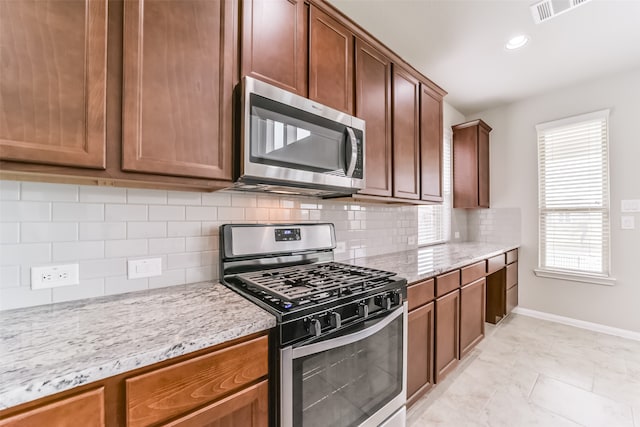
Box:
[407,314,640,427]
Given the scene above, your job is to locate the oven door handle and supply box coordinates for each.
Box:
[290,304,405,359]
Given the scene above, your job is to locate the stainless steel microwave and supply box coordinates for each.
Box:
[233,77,365,197]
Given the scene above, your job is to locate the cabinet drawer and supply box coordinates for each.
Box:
[408,278,435,311]
[506,284,518,315]
[435,270,460,298]
[126,335,268,427]
[487,254,506,274]
[461,261,485,285]
[0,388,104,427]
[506,262,518,289]
[506,249,518,264]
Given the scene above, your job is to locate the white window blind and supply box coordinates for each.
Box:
[418,131,451,245]
[536,109,610,277]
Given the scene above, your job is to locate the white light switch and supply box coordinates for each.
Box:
[621,200,640,212]
[128,258,162,279]
[621,216,635,230]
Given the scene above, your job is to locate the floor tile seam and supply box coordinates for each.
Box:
[528,399,588,427]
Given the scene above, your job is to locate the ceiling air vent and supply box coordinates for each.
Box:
[530,0,593,24]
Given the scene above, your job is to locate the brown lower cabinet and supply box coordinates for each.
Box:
[407,302,435,405]
[0,333,269,427]
[459,277,486,358]
[434,289,460,383]
[0,387,105,427]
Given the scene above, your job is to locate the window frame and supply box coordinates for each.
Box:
[534,109,615,286]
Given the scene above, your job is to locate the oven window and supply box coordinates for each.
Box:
[249,94,347,175]
[291,314,403,427]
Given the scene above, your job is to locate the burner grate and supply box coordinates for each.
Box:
[233,262,395,303]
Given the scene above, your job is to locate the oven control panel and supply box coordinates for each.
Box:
[275,228,301,242]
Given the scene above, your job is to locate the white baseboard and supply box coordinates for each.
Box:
[512,307,640,342]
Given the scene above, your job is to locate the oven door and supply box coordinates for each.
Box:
[241,77,364,191]
[281,303,407,427]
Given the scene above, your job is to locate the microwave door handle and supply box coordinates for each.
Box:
[345,127,358,177]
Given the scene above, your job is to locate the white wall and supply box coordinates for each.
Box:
[476,67,640,332]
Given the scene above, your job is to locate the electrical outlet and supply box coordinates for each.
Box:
[621,216,635,230]
[128,258,162,279]
[31,264,79,289]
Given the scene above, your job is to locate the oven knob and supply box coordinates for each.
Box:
[307,318,322,337]
[328,312,342,329]
[358,302,369,318]
[375,295,392,311]
[392,291,403,306]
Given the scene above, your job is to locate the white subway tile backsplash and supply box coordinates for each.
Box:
[22,222,78,243]
[217,207,244,220]
[127,188,167,204]
[186,265,215,283]
[0,243,51,266]
[149,205,185,221]
[167,191,201,205]
[127,222,167,239]
[185,236,217,252]
[0,181,20,200]
[53,241,104,262]
[149,237,185,255]
[105,239,148,258]
[0,287,52,310]
[79,258,127,279]
[201,192,231,206]
[149,268,185,289]
[79,222,126,241]
[0,266,20,288]
[1,201,51,222]
[167,221,201,237]
[105,204,147,221]
[53,202,103,221]
[0,181,424,310]
[79,186,127,203]
[186,206,217,221]
[0,223,19,243]
[52,278,105,303]
[22,182,78,202]
[105,276,148,295]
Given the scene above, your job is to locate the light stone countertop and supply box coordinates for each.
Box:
[0,282,276,410]
[0,242,518,411]
[351,241,520,284]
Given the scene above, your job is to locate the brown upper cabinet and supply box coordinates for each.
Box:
[121,0,234,180]
[355,38,393,197]
[452,119,492,208]
[392,66,421,200]
[309,6,355,114]
[241,0,308,96]
[0,0,107,169]
[420,85,444,202]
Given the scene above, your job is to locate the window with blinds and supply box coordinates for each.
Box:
[536,109,610,277]
[418,131,451,245]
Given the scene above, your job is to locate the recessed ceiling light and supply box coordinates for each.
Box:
[505,35,529,50]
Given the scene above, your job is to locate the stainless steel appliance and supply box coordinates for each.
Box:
[233,77,365,197]
[220,223,407,427]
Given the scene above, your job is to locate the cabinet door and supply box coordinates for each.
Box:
[241,0,307,96]
[162,381,268,427]
[0,388,104,427]
[407,302,434,406]
[122,0,234,180]
[460,278,486,358]
[355,38,392,197]
[420,84,443,202]
[478,124,490,207]
[435,290,460,383]
[0,0,107,169]
[392,66,420,200]
[309,6,354,114]
[452,125,479,208]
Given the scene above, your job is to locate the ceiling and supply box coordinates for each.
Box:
[328,0,640,116]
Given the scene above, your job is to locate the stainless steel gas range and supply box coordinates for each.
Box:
[220,223,408,427]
